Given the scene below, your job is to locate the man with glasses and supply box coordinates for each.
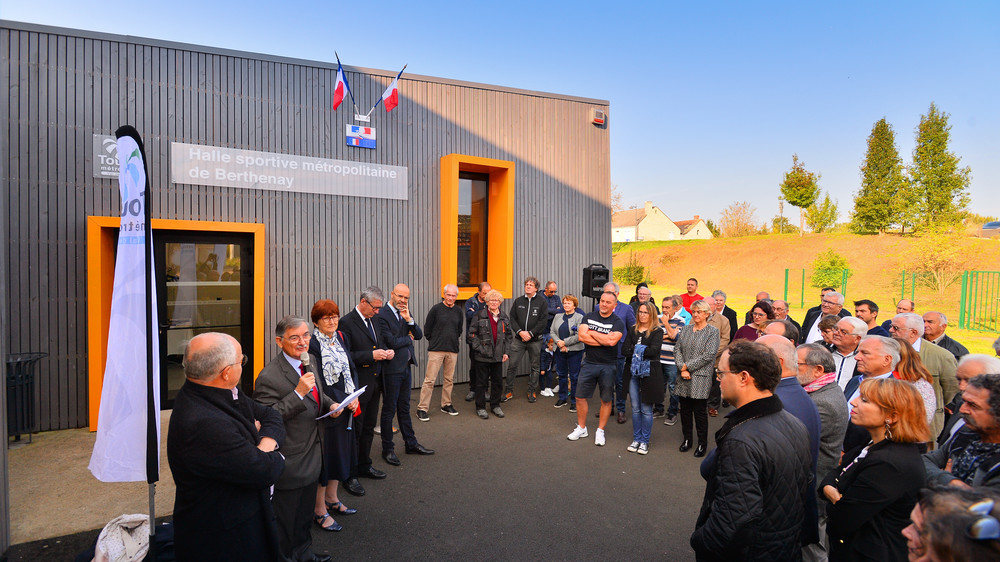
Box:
[169,332,286,562]
[891,312,959,439]
[691,340,812,561]
[339,286,394,496]
[255,316,341,562]
[801,290,850,344]
[770,299,801,334]
[829,317,867,391]
[924,373,1000,491]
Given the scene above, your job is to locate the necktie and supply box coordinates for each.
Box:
[365,317,377,342]
[300,363,319,404]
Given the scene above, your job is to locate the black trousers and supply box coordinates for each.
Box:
[475,361,503,409]
[354,375,382,474]
[707,376,721,409]
[271,484,317,562]
[678,396,708,445]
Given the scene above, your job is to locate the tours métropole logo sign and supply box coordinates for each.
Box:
[93,134,121,178]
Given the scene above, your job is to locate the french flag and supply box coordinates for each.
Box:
[333,60,351,111]
[380,66,405,112]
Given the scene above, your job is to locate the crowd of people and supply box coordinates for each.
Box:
[164,276,1000,561]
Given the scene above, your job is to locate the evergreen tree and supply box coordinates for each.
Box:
[909,103,971,229]
[806,192,839,233]
[779,154,821,237]
[852,118,905,234]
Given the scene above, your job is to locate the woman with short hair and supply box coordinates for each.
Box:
[673,299,721,458]
[550,294,584,410]
[821,377,929,561]
[468,289,514,419]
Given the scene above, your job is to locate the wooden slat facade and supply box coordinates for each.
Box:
[1,20,611,431]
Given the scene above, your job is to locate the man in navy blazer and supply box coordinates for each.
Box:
[378,283,434,466]
[338,286,393,496]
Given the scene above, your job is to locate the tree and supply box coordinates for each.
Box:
[719,201,758,237]
[811,249,851,290]
[806,192,839,233]
[704,219,720,238]
[610,182,624,212]
[909,103,971,230]
[779,154,821,237]
[907,234,974,294]
[770,215,799,235]
[852,118,906,234]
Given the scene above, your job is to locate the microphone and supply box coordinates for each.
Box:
[299,352,313,374]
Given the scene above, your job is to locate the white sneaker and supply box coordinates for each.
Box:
[627,440,640,453]
[540,388,554,397]
[595,429,606,446]
[567,426,588,441]
[637,442,649,455]
[552,385,560,394]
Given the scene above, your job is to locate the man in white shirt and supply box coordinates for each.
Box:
[829,317,867,392]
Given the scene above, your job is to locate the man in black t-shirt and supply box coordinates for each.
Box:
[566,291,625,447]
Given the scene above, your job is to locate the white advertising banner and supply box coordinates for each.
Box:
[170,142,408,200]
[89,134,161,482]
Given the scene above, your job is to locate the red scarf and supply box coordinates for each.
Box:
[804,371,837,394]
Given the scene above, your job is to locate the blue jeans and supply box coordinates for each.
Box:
[554,349,583,401]
[663,363,679,416]
[539,334,555,389]
[614,356,626,413]
[629,377,653,444]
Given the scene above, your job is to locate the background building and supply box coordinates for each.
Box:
[0,20,612,436]
[611,201,712,242]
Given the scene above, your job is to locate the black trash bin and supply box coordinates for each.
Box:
[6,352,47,444]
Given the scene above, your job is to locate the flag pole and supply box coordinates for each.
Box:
[369,65,407,116]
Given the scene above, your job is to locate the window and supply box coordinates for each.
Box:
[440,154,515,299]
[457,172,489,286]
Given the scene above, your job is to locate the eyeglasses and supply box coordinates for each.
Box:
[821,299,839,306]
[362,298,382,312]
[889,324,903,332]
[715,368,741,381]
[752,312,767,318]
[283,333,311,344]
[318,315,339,322]
[220,354,248,376]
[834,328,855,336]
[967,499,1000,540]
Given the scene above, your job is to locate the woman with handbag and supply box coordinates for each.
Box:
[623,302,665,454]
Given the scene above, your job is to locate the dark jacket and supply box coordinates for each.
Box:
[691,395,812,561]
[924,427,1000,490]
[378,303,423,373]
[509,293,548,340]
[800,307,851,344]
[821,440,925,562]
[423,302,464,353]
[933,333,970,362]
[468,307,514,363]
[465,295,487,340]
[339,308,388,386]
[721,306,739,342]
[168,382,285,561]
[622,327,666,405]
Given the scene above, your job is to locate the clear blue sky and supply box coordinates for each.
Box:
[6,1,998,223]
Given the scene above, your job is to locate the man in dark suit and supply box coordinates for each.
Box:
[338,286,392,496]
[711,290,738,344]
[168,332,285,562]
[254,316,340,562]
[378,283,434,465]
[800,290,851,344]
[923,311,970,362]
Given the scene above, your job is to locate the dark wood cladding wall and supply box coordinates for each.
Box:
[1,22,611,430]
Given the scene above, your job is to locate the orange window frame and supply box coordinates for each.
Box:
[439,154,515,300]
[85,217,265,430]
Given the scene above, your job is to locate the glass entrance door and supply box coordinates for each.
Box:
[155,232,254,408]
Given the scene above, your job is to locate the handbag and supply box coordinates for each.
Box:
[630,343,650,378]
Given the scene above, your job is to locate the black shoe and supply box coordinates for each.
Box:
[358,466,387,479]
[309,555,333,562]
[617,411,627,424]
[554,399,567,408]
[405,443,435,455]
[326,501,357,515]
[527,392,537,403]
[441,405,459,416]
[313,513,342,532]
[382,450,401,466]
[344,477,366,496]
[416,409,430,422]
[694,443,707,457]
[679,439,692,452]
[501,391,513,403]
[568,402,577,412]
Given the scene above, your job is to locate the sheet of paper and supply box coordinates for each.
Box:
[315,385,367,420]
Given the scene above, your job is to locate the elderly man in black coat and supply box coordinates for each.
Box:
[167,332,285,562]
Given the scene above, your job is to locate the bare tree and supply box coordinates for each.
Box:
[610,182,624,212]
[719,201,759,237]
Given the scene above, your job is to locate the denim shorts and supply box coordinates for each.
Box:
[575,361,615,402]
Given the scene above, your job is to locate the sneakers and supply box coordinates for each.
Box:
[652,411,665,419]
[664,415,677,426]
[539,388,554,397]
[554,399,567,408]
[568,402,577,412]
[464,391,475,402]
[567,426,588,441]
[595,428,606,446]
[552,385,560,394]
[491,406,505,418]
[416,410,430,422]
[440,405,459,416]
[527,392,537,403]
[627,440,640,453]
[501,391,513,403]
[637,442,649,455]
[477,409,489,419]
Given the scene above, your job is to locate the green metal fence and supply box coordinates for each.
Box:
[959,271,1000,332]
[784,268,850,308]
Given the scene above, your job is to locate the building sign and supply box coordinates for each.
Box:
[169,143,408,200]
[93,134,121,178]
[346,125,376,149]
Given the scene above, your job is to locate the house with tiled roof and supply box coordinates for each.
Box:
[611,201,713,242]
